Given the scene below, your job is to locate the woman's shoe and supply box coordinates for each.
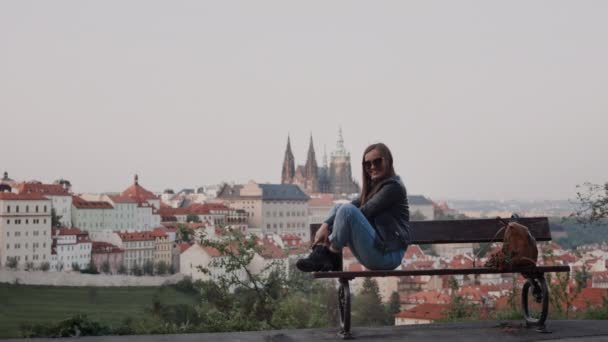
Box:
[296,245,342,272]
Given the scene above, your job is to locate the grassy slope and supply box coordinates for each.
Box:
[0,283,197,339]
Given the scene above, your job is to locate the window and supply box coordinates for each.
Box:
[36,205,39,213]
[16,206,19,213]
[6,219,9,224]
[44,205,47,212]
[6,205,10,213]
[26,205,29,213]
[6,244,9,249]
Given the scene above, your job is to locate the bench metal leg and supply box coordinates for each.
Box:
[521,274,550,333]
[338,278,353,339]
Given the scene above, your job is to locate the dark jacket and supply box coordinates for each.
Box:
[352,175,411,252]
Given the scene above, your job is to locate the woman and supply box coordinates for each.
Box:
[296,143,411,272]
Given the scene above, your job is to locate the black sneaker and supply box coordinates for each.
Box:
[296,245,342,272]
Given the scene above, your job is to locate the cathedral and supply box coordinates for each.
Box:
[281,129,360,196]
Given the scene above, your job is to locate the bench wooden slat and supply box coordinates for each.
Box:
[409,217,552,244]
[313,265,570,279]
[311,217,553,245]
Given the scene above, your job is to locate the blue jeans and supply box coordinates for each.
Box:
[327,203,404,270]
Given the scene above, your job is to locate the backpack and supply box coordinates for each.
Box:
[484,221,538,271]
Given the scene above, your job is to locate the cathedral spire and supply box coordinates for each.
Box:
[281,135,295,184]
[304,133,319,192]
[334,126,349,157]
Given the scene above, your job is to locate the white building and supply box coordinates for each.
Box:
[180,243,251,286]
[120,175,161,231]
[217,181,310,238]
[17,182,73,227]
[50,227,92,271]
[90,230,155,271]
[71,196,115,233]
[0,193,52,269]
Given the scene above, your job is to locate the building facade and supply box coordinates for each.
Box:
[217,181,310,238]
[17,182,73,227]
[0,193,52,269]
[50,227,92,271]
[71,196,115,232]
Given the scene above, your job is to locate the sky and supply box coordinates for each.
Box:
[1,1,606,201]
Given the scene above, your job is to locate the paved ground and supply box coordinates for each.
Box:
[4,320,608,341]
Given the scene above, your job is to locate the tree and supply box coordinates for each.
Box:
[117,264,128,275]
[51,208,63,228]
[386,291,401,325]
[25,262,35,271]
[186,214,201,223]
[101,261,111,274]
[39,262,50,271]
[71,262,81,272]
[197,227,288,329]
[177,223,193,243]
[81,263,99,274]
[143,260,155,275]
[573,182,608,225]
[155,261,169,275]
[352,278,387,326]
[132,263,143,276]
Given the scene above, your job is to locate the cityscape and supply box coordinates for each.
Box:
[2,1,607,339]
[1,132,607,336]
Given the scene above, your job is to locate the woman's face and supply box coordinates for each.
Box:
[363,148,388,181]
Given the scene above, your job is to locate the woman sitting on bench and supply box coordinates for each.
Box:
[297,143,411,272]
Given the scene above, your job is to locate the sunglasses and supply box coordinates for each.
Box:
[363,157,384,172]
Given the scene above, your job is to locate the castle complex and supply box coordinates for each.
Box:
[281,129,360,196]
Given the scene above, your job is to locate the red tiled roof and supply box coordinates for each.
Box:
[571,288,608,311]
[16,182,70,196]
[404,260,436,270]
[72,196,114,209]
[107,194,138,204]
[401,290,450,305]
[122,182,158,202]
[53,227,87,236]
[395,304,449,321]
[447,255,475,268]
[118,231,155,241]
[202,246,222,257]
[257,238,286,259]
[0,192,49,201]
[592,271,608,283]
[178,243,192,253]
[92,241,123,253]
[151,227,169,238]
[404,245,426,260]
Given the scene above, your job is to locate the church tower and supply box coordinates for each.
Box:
[330,127,360,195]
[303,134,319,193]
[281,135,296,184]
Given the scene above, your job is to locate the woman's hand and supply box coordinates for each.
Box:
[313,223,330,246]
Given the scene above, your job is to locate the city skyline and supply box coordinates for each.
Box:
[2,1,607,200]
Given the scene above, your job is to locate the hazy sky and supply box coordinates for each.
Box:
[1,1,606,200]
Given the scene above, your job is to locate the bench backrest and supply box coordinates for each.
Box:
[310,217,552,245]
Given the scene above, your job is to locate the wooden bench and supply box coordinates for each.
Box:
[312,216,570,339]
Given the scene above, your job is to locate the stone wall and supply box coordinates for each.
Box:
[0,269,185,287]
